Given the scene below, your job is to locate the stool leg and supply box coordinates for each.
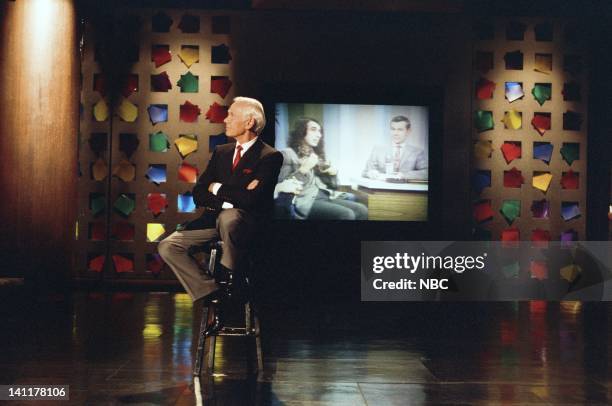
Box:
[206,334,216,373]
[208,248,218,277]
[244,302,254,373]
[254,309,264,373]
[193,305,209,377]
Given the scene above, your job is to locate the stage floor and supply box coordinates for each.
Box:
[1,291,611,405]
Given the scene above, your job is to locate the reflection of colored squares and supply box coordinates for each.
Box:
[112,254,134,273]
[88,222,106,241]
[146,253,164,274]
[111,221,135,241]
[530,261,548,280]
[178,163,198,183]
[90,193,106,216]
[178,193,196,213]
[88,254,105,272]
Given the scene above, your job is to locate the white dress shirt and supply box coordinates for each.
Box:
[211,137,258,208]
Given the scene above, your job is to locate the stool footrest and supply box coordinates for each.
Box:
[212,326,258,336]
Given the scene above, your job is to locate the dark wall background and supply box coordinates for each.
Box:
[2,2,609,302]
[226,11,473,303]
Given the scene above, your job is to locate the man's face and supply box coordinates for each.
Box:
[224,101,250,138]
[390,121,410,144]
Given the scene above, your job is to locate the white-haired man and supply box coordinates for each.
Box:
[159,97,283,330]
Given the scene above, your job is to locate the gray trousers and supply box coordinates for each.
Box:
[158,209,254,302]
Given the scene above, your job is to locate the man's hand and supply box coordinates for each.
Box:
[366,169,385,180]
[276,178,304,195]
[321,166,338,176]
[246,179,259,190]
[299,153,319,174]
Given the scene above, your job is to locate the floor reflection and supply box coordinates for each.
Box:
[0,292,610,405]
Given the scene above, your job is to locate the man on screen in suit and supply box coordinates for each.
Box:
[362,115,428,181]
[158,97,283,311]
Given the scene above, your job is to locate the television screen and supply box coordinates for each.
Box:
[273,103,429,221]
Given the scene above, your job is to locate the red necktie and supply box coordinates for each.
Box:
[232,144,243,171]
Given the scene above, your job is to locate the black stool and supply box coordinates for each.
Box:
[192,240,263,378]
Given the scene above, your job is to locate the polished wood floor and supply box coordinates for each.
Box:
[1,289,611,405]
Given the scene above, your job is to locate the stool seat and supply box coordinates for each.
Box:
[192,239,263,378]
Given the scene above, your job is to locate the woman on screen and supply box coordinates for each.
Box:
[274,117,368,220]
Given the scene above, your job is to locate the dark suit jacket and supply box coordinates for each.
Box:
[185,139,283,230]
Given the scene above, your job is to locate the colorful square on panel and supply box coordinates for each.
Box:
[146,164,167,185]
[149,131,170,152]
[114,194,136,217]
[211,44,232,64]
[146,193,168,216]
[152,11,172,33]
[151,45,172,67]
[112,254,134,273]
[178,192,196,213]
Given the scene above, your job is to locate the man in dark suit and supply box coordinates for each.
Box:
[362,115,428,181]
[158,97,283,305]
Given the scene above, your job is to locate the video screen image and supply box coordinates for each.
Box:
[274,103,429,221]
